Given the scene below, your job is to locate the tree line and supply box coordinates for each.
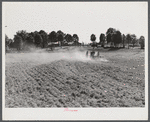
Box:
[90,27,145,49]
[5,30,80,51]
[5,27,145,52]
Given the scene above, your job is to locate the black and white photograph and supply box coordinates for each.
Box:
[3,2,148,120]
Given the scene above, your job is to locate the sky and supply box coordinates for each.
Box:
[3,2,148,44]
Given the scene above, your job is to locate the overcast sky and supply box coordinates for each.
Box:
[3,2,148,44]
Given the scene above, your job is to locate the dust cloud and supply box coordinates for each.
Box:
[6,48,108,65]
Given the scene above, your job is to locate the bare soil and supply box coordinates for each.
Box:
[5,47,145,107]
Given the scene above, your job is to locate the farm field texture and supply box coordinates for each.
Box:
[5,47,145,107]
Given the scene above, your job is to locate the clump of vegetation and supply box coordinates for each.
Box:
[139,36,145,49]
[6,30,81,53]
[99,33,105,47]
[90,34,97,49]
[91,27,145,49]
[6,27,145,53]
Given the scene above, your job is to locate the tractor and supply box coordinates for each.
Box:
[86,50,100,59]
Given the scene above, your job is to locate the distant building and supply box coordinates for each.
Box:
[68,42,74,45]
[47,42,59,47]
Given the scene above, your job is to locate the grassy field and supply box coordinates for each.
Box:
[5,46,145,107]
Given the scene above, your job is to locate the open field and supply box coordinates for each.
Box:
[5,47,145,107]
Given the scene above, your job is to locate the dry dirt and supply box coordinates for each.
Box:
[5,47,145,107]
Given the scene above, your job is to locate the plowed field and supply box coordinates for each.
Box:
[5,47,145,107]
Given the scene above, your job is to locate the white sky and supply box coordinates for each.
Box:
[3,2,148,44]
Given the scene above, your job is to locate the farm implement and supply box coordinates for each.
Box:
[86,51,102,59]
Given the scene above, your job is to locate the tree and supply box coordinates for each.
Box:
[30,32,35,37]
[73,34,79,46]
[57,34,63,47]
[57,30,64,47]
[48,31,57,43]
[90,34,97,49]
[26,33,35,48]
[106,28,116,46]
[57,30,65,37]
[112,30,122,47]
[9,40,15,48]
[139,36,145,49]
[48,31,57,50]
[16,30,28,42]
[13,35,23,50]
[7,39,13,48]
[99,33,105,47]
[126,34,131,49]
[39,30,48,48]
[106,28,116,35]
[122,34,126,48]
[107,33,112,44]
[91,34,96,42]
[5,34,9,46]
[16,30,28,49]
[130,34,137,48]
[34,33,43,47]
[65,34,73,43]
